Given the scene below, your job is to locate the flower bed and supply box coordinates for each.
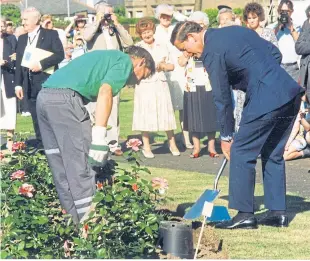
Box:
[1,139,167,258]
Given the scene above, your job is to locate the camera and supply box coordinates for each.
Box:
[279,10,290,25]
[103,13,113,23]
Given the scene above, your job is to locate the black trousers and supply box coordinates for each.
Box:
[28,98,42,143]
[228,94,301,212]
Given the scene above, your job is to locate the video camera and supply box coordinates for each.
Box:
[279,10,290,25]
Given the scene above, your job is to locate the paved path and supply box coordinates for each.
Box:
[2,135,309,198]
[115,140,310,198]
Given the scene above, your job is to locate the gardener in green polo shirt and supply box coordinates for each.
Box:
[36,46,155,224]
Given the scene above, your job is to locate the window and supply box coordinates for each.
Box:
[185,9,192,15]
[136,11,143,18]
[128,11,133,18]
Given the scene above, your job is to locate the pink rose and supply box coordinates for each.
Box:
[63,240,72,257]
[12,142,26,151]
[152,177,168,190]
[10,170,26,181]
[126,139,142,151]
[0,152,4,161]
[19,183,35,198]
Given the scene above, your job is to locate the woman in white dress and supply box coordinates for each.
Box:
[154,4,193,149]
[0,18,17,151]
[132,18,180,159]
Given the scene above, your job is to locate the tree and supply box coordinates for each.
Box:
[1,4,21,26]
[114,5,126,18]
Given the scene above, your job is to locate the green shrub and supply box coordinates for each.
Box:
[205,9,218,28]
[1,138,167,258]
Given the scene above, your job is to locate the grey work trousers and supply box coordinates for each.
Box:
[36,88,96,224]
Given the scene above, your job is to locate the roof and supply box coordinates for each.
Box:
[17,0,96,15]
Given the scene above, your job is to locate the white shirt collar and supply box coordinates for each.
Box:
[28,25,40,38]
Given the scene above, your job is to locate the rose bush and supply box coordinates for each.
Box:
[1,138,167,258]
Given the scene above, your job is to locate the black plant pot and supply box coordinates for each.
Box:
[158,221,194,259]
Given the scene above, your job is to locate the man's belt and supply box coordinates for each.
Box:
[281,62,297,66]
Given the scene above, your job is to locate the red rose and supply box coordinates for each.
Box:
[12,142,26,151]
[132,184,138,191]
[10,170,26,181]
[19,183,35,198]
[126,139,142,152]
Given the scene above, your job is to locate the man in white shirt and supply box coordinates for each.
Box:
[83,2,133,156]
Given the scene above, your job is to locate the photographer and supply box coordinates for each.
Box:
[295,5,310,102]
[274,0,300,82]
[83,2,133,156]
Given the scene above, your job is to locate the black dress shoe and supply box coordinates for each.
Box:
[215,216,258,229]
[259,214,288,227]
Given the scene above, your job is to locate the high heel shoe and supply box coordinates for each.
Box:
[190,152,200,158]
[182,137,194,149]
[142,149,155,159]
[209,152,219,158]
[169,147,180,156]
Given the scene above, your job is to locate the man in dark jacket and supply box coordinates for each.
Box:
[296,5,310,102]
[15,7,64,149]
[171,22,304,229]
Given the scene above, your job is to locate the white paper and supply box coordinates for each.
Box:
[202,201,214,217]
[21,46,55,74]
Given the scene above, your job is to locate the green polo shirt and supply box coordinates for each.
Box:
[42,50,133,101]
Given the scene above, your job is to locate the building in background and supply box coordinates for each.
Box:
[125,0,195,18]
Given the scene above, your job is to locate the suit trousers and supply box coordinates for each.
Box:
[36,88,96,224]
[28,98,42,143]
[228,94,301,212]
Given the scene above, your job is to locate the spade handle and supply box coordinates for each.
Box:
[213,158,228,191]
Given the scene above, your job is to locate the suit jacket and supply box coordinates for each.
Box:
[83,22,133,51]
[202,26,304,137]
[15,27,64,99]
[1,34,17,98]
[295,20,310,95]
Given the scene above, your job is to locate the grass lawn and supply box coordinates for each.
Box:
[133,165,310,259]
[10,88,310,259]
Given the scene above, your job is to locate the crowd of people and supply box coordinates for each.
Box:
[1,1,309,161]
[1,0,309,225]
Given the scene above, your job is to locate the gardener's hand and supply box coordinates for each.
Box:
[88,126,109,167]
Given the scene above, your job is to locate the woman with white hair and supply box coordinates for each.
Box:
[154,4,193,149]
[178,11,219,158]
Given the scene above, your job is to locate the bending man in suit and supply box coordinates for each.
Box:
[15,7,64,149]
[171,22,304,229]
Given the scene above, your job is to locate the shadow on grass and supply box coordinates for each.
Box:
[176,194,310,224]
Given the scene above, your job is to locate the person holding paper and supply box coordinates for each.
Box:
[14,7,64,150]
[36,47,155,224]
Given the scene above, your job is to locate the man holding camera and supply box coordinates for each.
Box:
[274,0,300,82]
[83,2,133,156]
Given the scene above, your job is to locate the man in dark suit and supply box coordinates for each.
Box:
[15,7,64,148]
[171,22,304,229]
